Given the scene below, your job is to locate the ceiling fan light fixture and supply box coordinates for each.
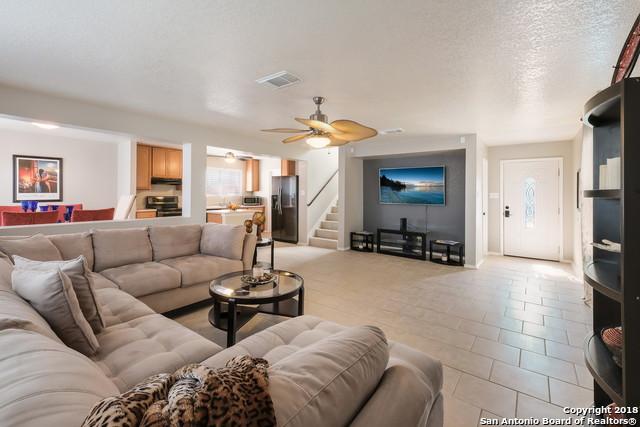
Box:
[306,135,331,148]
[224,152,236,163]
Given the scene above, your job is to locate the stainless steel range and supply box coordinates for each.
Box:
[146,196,182,217]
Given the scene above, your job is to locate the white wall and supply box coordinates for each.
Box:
[344,134,481,267]
[487,140,575,261]
[0,127,119,209]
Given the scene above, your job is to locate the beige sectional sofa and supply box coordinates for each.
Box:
[0,224,257,313]
[0,225,443,427]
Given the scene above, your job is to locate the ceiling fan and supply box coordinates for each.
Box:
[261,97,377,148]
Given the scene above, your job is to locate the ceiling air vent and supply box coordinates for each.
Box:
[256,71,301,89]
[380,128,404,135]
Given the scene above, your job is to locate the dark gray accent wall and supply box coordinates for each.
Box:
[363,150,465,243]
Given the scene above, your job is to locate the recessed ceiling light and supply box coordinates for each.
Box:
[32,122,60,130]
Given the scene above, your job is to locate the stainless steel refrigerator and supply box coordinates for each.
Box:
[271,176,299,243]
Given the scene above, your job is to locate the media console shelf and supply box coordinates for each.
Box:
[376,228,428,260]
[582,77,640,416]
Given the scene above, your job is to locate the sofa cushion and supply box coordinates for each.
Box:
[95,287,155,327]
[92,227,152,272]
[48,232,95,271]
[0,234,62,263]
[92,313,222,392]
[349,364,440,427]
[0,329,119,427]
[160,254,243,287]
[100,262,181,298]
[89,271,119,290]
[204,319,389,427]
[268,325,388,427]
[0,289,62,343]
[200,223,246,260]
[203,316,344,365]
[12,267,99,356]
[13,256,105,334]
[149,224,202,261]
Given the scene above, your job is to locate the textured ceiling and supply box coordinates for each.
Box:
[0,0,638,145]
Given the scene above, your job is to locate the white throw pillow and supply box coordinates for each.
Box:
[11,267,99,356]
[13,255,105,334]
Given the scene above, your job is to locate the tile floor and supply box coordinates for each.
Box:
[172,244,593,426]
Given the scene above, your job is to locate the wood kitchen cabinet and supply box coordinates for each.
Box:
[207,212,223,223]
[281,159,296,176]
[152,147,182,179]
[136,144,152,190]
[245,159,260,192]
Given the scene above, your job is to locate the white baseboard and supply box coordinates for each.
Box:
[487,251,502,256]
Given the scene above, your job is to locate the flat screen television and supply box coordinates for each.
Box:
[379,166,445,205]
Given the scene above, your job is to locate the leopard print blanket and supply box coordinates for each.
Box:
[82,356,276,427]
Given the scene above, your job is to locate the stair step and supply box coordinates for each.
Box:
[315,228,338,240]
[321,220,338,230]
[309,236,338,250]
[331,206,339,214]
[326,212,339,221]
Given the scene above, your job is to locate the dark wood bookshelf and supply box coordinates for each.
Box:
[582,77,640,416]
[584,262,622,302]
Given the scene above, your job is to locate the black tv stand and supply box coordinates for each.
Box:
[376,228,428,260]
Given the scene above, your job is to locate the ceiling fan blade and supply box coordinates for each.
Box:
[330,120,378,142]
[294,118,342,134]
[328,134,350,146]
[261,128,309,133]
[282,132,312,143]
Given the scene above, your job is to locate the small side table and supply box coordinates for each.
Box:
[253,237,274,268]
[351,231,374,252]
[429,240,464,266]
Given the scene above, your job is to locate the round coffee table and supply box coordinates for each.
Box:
[208,270,304,347]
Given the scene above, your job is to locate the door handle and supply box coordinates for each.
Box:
[504,206,510,218]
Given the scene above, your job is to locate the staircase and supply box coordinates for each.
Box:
[309,203,339,249]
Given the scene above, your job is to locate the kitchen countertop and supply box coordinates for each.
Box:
[206,205,264,210]
[206,209,256,215]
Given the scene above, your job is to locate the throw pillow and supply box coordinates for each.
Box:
[13,255,105,334]
[0,234,62,263]
[82,356,275,427]
[200,224,246,260]
[11,267,99,356]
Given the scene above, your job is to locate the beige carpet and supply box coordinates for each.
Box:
[172,243,593,426]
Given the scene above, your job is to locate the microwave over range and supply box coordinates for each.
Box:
[242,196,262,206]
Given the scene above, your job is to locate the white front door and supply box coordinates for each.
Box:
[502,158,561,261]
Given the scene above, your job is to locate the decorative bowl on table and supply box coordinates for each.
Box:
[601,326,623,368]
[241,272,275,286]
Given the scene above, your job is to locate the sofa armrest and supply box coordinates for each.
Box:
[349,364,442,427]
[241,233,257,270]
